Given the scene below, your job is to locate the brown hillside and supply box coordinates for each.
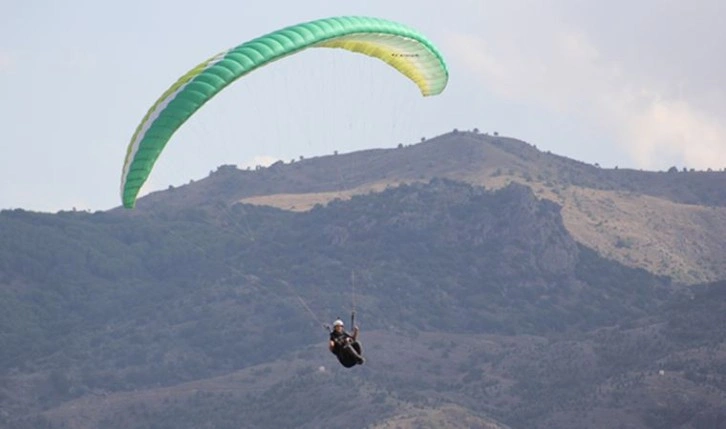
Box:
[128,130,726,284]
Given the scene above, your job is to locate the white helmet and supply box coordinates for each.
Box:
[333,319,344,327]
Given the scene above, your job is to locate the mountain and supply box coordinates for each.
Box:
[1,132,725,428]
[128,130,726,285]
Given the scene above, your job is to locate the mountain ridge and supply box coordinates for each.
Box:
[121,130,726,284]
[2,132,725,428]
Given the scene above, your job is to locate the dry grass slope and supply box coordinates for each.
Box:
[133,130,726,284]
[369,404,512,429]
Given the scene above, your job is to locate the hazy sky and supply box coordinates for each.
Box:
[2,0,724,212]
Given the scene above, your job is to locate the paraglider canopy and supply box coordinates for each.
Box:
[119,15,449,209]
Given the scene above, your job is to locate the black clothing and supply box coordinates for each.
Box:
[330,329,353,345]
[330,329,364,368]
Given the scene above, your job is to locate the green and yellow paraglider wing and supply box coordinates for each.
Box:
[120,16,449,209]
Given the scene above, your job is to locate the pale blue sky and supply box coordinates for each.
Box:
[2,0,724,212]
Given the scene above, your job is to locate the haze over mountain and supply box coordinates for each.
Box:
[2,130,724,429]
